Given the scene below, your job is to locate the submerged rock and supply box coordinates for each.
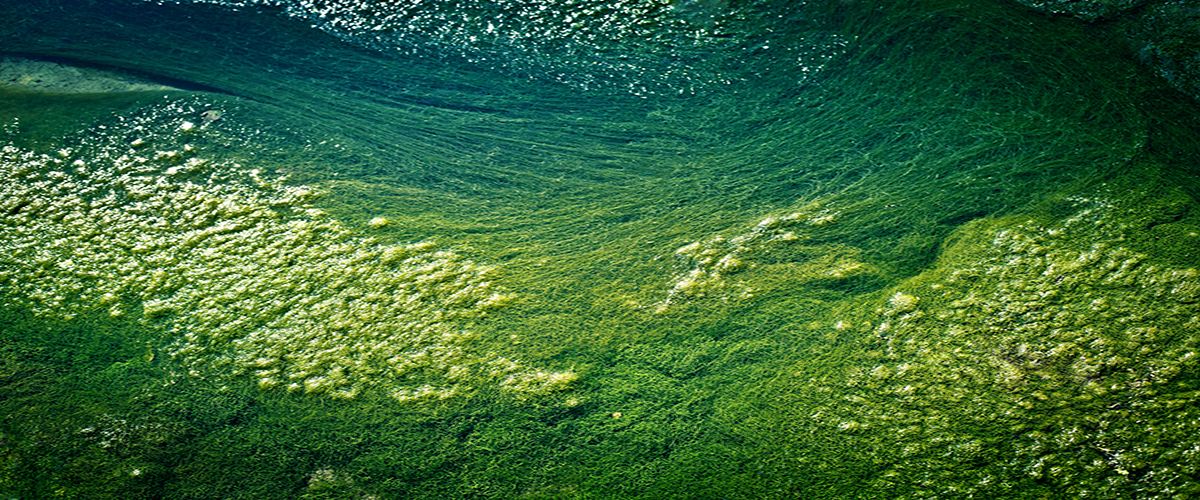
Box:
[1014,0,1200,103]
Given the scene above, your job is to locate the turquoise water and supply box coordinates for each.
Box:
[2,0,1200,498]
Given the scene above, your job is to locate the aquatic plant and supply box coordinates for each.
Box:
[811,186,1200,497]
[0,101,574,402]
[653,203,874,312]
[1,0,1197,498]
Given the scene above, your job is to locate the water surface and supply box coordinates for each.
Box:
[2,0,1199,498]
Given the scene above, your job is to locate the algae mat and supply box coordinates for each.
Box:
[1,0,1199,498]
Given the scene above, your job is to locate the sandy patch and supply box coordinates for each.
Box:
[0,56,182,93]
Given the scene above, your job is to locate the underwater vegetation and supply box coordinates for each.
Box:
[1,0,1199,498]
[0,98,574,402]
[799,186,1200,498]
[653,203,875,313]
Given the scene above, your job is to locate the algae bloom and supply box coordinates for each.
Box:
[0,108,573,402]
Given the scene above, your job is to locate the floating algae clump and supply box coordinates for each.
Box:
[0,110,571,401]
[654,204,873,312]
[819,190,1200,497]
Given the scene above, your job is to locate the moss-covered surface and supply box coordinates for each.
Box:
[2,0,1200,498]
[740,168,1200,498]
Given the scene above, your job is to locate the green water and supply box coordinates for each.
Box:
[2,0,1200,498]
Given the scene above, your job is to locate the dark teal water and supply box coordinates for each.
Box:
[2,0,1200,498]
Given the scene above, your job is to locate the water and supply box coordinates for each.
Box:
[2,0,1199,498]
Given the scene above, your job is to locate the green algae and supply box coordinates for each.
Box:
[0,100,577,403]
[740,168,1200,498]
[2,0,1200,498]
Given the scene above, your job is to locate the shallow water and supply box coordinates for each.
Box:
[2,0,1199,498]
